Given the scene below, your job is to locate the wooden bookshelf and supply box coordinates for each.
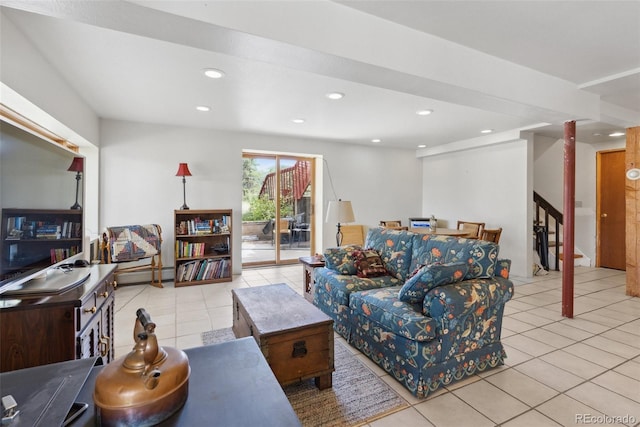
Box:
[1,208,83,281]
[174,209,232,287]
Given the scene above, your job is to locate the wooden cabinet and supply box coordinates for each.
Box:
[174,209,232,287]
[0,264,116,372]
[1,208,83,281]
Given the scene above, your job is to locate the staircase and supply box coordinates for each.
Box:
[533,191,590,271]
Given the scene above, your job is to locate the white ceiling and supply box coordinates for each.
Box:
[1,0,638,150]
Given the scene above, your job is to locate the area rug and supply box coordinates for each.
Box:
[201,328,408,427]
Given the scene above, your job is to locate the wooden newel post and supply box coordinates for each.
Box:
[562,120,576,318]
[627,126,640,297]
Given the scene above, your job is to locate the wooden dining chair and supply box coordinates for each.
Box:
[379,220,403,228]
[480,227,502,243]
[341,224,365,245]
[278,218,292,247]
[456,221,485,239]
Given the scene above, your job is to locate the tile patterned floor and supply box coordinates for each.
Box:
[113,266,640,426]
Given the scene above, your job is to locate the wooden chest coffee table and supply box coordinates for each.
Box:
[232,283,334,389]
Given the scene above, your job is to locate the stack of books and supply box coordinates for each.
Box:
[177,218,214,235]
[36,224,62,239]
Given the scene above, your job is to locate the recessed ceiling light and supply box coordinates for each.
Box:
[371,139,381,143]
[480,129,493,134]
[609,131,625,137]
[416,110,433,116]
[326,92,344,100]
[292,118,305,124]
[203,68,225,79]
[196,106,211,112]
[418,144,426,148]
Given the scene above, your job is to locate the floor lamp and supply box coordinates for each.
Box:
[67,156,84,210]
[326,199,355,246]
[176,163,192,210]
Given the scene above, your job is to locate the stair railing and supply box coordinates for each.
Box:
[533,191,563,271]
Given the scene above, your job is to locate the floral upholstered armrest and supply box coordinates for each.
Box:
[494,259,511,279]
[423,277,514,321]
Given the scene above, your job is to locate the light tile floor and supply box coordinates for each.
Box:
[113,266,640,427]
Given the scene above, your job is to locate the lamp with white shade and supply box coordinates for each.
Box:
[326,199,355,246]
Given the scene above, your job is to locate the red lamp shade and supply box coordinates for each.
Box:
[67,156,84,172]
[175,163,192,177]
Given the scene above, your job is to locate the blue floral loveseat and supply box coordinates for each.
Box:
[313,227,514,398]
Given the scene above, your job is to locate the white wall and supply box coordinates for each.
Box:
[1,9,101,251]
[420,137,532,277]
[533,135,626,263]
[0,10,100,146]
[100,120,422,274]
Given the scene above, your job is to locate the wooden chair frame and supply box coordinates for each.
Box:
[341,224,365,246]
[480,227,502,243]
[379,220,403,228]
[100,224,163,288]
[456,221,485,239]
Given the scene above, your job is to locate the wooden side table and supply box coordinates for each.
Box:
[298,256,325,302]
[232,284,334,390]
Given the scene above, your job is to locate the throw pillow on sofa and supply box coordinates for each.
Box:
[352,249,388,278]
[398,262,469,303]
[323,244,362,275]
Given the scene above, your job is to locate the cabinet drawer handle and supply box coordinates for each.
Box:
[99,335,110,357]
[112,280,118,290]
[99,291,109,298]
[84,306,97,314]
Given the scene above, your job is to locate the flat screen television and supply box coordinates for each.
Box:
[0,120,85,294]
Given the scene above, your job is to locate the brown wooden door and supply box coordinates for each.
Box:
[597,150,626,270]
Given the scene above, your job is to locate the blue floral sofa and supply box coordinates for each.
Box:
[313,227,514,398]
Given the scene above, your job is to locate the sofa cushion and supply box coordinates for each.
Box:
[350,287,437,342]
[398,262,469,303]
[353,249,388,278]
[410,234,498,280]
[314,267,402,307]
[323,244,362,275]
[364,228,414,281]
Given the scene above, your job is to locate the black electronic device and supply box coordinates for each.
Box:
[63,402,88,426]
[74,259,90,267]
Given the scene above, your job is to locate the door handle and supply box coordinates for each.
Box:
[601,213,608,218]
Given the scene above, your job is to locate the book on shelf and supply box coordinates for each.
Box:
[50,246,79,263]
[6,216,27,236]
[60,221,81,238]
[177,258,230,282]
[175,241,206,258]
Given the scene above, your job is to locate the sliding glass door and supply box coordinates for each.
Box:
[242,153,315,266]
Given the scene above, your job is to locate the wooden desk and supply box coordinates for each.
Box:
[410,227,471,237]
[74,338,301,426]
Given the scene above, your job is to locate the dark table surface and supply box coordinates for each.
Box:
[3,337,301,427]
